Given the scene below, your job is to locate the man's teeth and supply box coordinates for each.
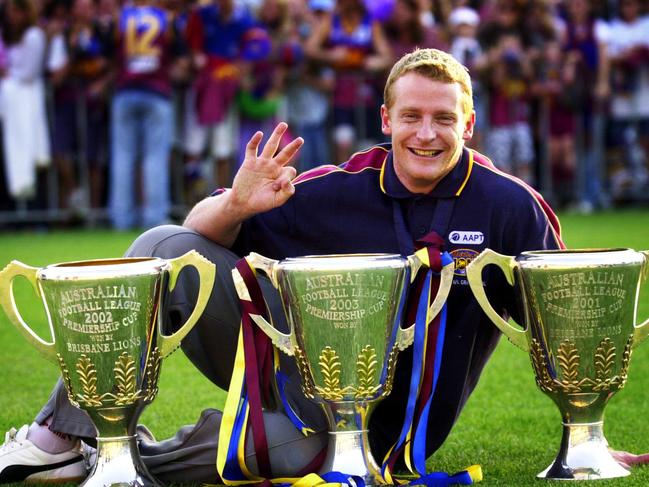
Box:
[412,149,440,156]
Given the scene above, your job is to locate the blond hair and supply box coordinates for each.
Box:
[383,48,474,121]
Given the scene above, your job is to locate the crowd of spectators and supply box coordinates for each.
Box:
[0,0,648,228]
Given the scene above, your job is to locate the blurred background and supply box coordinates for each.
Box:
[0,0,648,229]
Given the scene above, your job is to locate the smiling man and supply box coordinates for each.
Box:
[381,58,475,195]
[1,49,563,484]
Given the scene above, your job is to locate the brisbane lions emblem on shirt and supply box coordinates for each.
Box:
[450,249,479,277]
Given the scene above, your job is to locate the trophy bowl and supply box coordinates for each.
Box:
[466,248,649,480]
[0,251,215,487]
[233,252,454,486]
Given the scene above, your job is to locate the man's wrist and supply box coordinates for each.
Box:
[221,189,253,225]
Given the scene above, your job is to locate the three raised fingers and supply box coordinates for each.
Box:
[245,123,303,171]
[260,122,289,160]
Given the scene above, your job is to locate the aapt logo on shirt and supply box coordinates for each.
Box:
[449,230,484,245]
[450,248,480,277]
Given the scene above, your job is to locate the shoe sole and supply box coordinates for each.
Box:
[25,475,86,484]
[22,460,86,484]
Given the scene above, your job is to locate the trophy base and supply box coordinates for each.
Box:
[537,422,630,480]
[321,429,386,486]
[81,435,159,487]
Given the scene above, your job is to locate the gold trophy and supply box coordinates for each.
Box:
[0,251,215,487]
[234,252,454,486]
[466,248,649,480]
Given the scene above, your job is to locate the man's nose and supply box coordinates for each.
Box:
[416,120,436,140]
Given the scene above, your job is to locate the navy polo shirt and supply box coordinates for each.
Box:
[232,144,563,459]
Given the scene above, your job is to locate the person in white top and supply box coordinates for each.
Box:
[0,0,51,201]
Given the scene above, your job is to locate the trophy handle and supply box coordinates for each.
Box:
[0,261,57,363]
[397,255,455,351]
[236,253,297,356]
[246,252,280,288]
[159,250,216,358]
[249,314,296,356]
[466,249,529,351]
[632,250,649,348]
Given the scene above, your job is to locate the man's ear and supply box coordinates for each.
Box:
[380,104,392,136]
[463,111,476,141]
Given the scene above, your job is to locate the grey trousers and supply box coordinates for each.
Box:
[35,225,328,484]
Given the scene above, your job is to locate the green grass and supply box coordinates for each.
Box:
[1,210,649,485]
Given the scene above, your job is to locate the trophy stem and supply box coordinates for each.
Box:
[320,401,385,486]
[538,421,630,480]
[81,435,158,487]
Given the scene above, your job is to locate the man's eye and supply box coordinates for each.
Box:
[438,116,456,125]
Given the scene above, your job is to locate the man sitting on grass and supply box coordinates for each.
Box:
[0,48,565,484]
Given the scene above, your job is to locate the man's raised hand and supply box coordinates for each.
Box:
[230,122,303,218]
[182,123,302,246]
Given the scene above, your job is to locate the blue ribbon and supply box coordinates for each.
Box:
[412,302,448,472]
[276,370,313,434]
[408,470,475,486]
[224,392,249,480]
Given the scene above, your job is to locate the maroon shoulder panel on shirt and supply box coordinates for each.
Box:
[293,146,388,185]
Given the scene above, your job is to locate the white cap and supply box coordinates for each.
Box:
[449,7,480,27]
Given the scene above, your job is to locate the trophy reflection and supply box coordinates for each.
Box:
[234,252,454,486]
[466,248,649,480]
[0,251,215,487]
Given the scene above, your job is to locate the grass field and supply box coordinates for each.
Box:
[1,209,649,486]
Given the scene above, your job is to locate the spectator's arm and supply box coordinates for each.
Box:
[365,21,393,71]
[595,41,610,100]
[304,14,343,65]
[185,9,206,70]
[47,32,69,86]
[594,19,611,100]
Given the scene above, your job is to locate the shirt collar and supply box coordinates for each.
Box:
[380,147,473,199]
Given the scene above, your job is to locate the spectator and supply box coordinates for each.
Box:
[561,0,611,212]
[236,0,295,171]
[96,0,118,40]
[448,5,485,151]
[604,0,649,201]
[108,0,179,229]
[479,26,536,184]
[448,6,480,67]
[531,37,580,207]
[184,0,256,190]
[48,0,112,212]
[0,0,51,203]
[285,0,334,172]
[305,0,392,163]
[384,0,448,61]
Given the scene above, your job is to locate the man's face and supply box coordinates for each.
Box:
[381,72,475,194]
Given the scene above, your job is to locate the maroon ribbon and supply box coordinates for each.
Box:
[235,259,274,478]
[234,258,327,482]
